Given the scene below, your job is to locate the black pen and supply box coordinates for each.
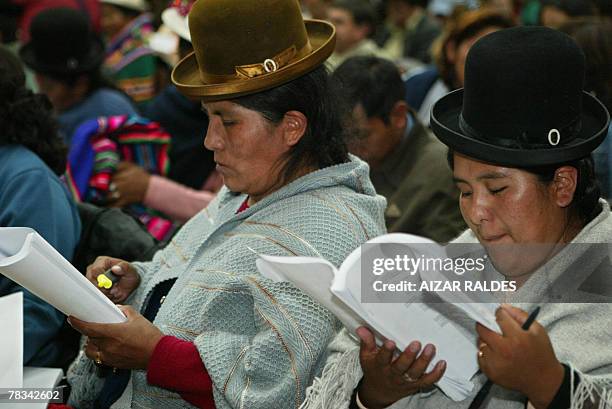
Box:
[467,306,541,409]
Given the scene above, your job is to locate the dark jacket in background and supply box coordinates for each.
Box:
[144,85,214,190]
[370,113,466,242]
[375,13,441,64]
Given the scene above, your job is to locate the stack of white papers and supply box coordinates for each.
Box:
[255,233,500,401]
[0,227,126,324]
[0,292,23,389]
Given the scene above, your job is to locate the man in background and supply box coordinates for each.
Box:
[375,0,441,63]
[326,0,388,69]
[333,56,465,242]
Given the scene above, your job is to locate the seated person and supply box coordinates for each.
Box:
[0,47,81,367]
[326,0,389,70]
[109,0,220,224]
[333,56,465,242]
[19,8,137,144]
[99,0,158,108]
[65,1,387,408]
[374,0,441,64]
[404,8,514,126]
[539,0,597,28]
[561,18,612,198]
[302,26,612,409]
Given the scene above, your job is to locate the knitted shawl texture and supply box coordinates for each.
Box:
[67,156,387,409]
[301,200,612,409]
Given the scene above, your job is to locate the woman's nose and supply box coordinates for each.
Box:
[466,193,493,226]
[204,119,223,151]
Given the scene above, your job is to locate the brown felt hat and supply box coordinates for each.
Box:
[171,0,336,101]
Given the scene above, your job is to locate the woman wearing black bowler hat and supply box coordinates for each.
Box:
[19,8,137,145]
[303,26,612,409]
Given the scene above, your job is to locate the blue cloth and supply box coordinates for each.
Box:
[404,66,440,112]
[0,145,81,366]
[144,85,214,189]
[58,88,137,145]
[593,124,612,198]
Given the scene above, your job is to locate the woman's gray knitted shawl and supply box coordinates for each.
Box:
[67,156,387,409]
[301,200,612,409]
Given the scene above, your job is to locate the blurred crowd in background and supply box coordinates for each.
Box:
[0,0,610,373]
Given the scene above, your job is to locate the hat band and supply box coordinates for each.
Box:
[458,113,583,149]
[200,41,313,84]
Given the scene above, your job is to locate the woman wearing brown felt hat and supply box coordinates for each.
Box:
[65,1,387,408]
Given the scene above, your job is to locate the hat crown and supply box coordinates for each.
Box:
[461,26,586,147]
[188,0,310,82]
[29,8,96,71]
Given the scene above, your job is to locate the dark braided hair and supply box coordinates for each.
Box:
[0,46,67,175]
[233,65,349,185]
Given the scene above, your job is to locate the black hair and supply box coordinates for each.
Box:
[434,9,515,88]
[331,0,377,31]
[0,1,20,44]
[0,47,67,175]
[539,0,598,19]
[47,67,122,97]
[392,0,431,10]
[560,18,612,113]
[447,150,602,225]
[233,65,349,184]
[332,56,405,124]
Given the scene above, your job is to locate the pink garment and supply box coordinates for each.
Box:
[143,174,219,223]
[15,0,101,42]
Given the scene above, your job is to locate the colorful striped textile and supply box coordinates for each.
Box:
[63,115,175,242]
[104,13,157,106]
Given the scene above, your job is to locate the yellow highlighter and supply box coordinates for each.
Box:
[97,269,120,289]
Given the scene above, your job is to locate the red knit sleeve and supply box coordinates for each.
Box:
[147,335,216,408]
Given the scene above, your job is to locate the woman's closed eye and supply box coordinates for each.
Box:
[488,186,507,195]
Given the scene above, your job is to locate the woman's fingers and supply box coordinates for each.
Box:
[405,344,436,380]
[375,340,396,366]
[357,327,377,354]
[500,304,529,326]
[390,341,421,376]
[419,360,447,387]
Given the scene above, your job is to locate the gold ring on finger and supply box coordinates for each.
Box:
[478,343,487,359]
[95,351,103,366]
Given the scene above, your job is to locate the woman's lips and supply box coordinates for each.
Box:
[481,234,507,242]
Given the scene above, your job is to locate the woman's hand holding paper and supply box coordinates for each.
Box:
[69,305,164,370]
[476,305,565,409]
[86,256,140,303]
[356,326,447,409]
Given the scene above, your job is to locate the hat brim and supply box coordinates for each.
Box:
[19,35,106,78]
[431,88,611,167]
[171,19,335,101]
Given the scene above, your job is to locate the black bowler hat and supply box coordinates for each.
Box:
[431,26,610,167]
[19,8,105,78]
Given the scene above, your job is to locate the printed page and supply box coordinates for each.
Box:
[0,228,126,324]
[0,292,22,388]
